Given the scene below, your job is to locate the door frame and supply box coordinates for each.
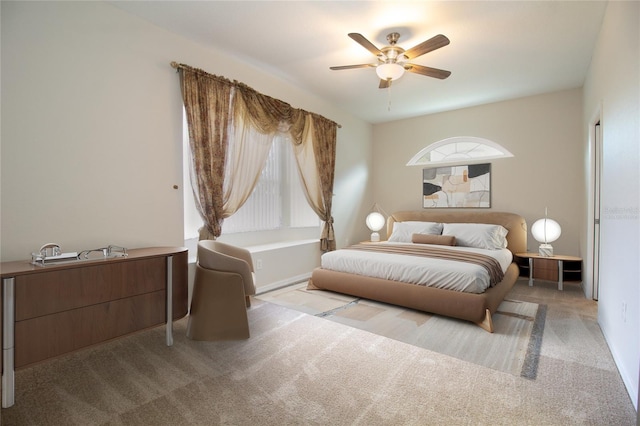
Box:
[585,104,603,301]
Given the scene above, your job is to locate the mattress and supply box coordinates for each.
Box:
[320,242,513,294]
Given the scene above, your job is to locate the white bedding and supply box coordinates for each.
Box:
[320,242,513,294]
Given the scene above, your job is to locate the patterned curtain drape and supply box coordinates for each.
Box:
[292,115,337,252]
[178,66,232,239]
[174,62,339,251]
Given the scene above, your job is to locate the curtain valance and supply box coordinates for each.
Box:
[171,62,339,133]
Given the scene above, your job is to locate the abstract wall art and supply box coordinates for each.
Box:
[423,163,491,208]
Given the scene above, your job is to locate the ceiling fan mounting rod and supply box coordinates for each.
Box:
[386,32,401,45]
[381,32,406,63]
[380,46,405,63]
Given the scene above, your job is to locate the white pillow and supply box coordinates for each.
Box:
[388,221,443,243]
[442,223,508,250]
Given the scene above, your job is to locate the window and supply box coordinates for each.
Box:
[183,115,319,239]
[222,134,319,233]
[406,136,513,167]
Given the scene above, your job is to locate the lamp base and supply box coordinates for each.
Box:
[538,244,554,257]
[370,232,380,242]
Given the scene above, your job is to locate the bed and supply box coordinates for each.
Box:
[307,210,527,332]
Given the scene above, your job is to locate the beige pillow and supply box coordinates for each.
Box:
[412,233,456,246]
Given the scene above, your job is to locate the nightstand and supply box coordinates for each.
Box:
[515,252,582,291]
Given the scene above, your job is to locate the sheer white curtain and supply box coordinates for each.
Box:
[291,119,322,214]
[222,113,276,217]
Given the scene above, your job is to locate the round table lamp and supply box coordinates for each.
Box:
[531,216,561,256]
[365,211,386,242]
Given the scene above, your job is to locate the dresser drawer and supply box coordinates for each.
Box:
[532,258,559,281]
[15,290,165,368]
[15,257,166,321]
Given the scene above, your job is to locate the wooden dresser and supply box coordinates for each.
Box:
[0,246,188,408]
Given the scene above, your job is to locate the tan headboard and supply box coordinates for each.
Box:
[387,211,527,255]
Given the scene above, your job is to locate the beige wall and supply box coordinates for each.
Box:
[372,88,584,256]
[582,0,639,410]
[0,1,372,262]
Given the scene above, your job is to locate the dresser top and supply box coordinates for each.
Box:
[1,247,187,278]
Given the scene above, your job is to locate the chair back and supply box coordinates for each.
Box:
[197,240,255,295]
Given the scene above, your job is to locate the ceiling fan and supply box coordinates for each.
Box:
[330,32,451,88]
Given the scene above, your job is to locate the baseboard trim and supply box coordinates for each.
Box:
[256,273,311,295]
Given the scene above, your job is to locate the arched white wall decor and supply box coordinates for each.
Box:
[406,136,514,166]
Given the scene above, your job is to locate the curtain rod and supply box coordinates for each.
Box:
[171,61,342,129]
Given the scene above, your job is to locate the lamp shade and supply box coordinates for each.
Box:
[531,218,562,244]
[366,211,385,242]
[531,217,561,256]
[366,212,385,232]
[376,63,405,81]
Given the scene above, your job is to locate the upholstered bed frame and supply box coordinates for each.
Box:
[308,210,527,332]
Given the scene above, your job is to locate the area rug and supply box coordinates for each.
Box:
[256,283,546,379]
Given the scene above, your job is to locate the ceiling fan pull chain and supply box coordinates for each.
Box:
[387,83,392,111]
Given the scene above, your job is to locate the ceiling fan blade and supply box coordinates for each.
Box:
[330,64,377,71]
[403,34,450,59]
[379,79,391,89]
[405,64,451,79]
[348,33,383,57]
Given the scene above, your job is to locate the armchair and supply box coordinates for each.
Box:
[186,240,256,340]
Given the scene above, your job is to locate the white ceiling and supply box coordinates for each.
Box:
[110,1,607,124]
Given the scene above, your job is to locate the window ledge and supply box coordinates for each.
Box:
[246,239,319,253]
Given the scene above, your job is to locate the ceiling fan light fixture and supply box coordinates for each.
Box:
[376,63,405,81]
[331,32,451,88]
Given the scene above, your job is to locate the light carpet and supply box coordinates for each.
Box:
[256,283,546,379]
[1,299,635,425]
